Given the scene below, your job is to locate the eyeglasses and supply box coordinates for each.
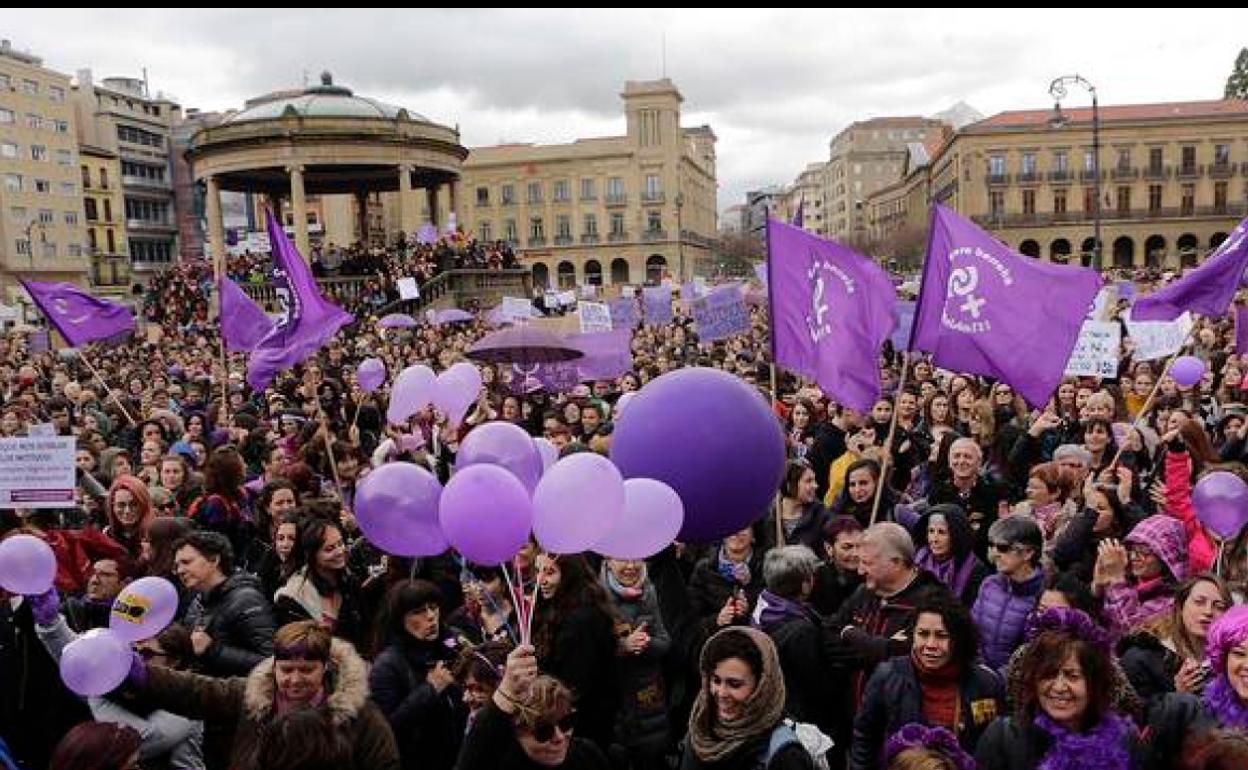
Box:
[528,713,576,743]
[990,541,1018,553]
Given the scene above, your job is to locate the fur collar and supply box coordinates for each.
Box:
[242,638,369,726]
[274,568,324,619]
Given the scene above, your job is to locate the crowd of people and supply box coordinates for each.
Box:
[5,258,1248,770]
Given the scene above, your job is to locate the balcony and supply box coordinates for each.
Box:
[642,229,669,242]
[1016,171,1041,184]
[608,231,629,243]
[500,198,515,207]
[641,191,665,204]
[553,235,573,246]
[1047,170,1071,182]
[1209,162,1235,178]
[580,233,600,244]
[527,236,546,247]
[986,173,1010,185]
[122,175,170,190]
[1177,164,1203,179]
[126,218,176,232]
[475,199,491,208]
[1143,165,1170,180]
[1111,167,1139,180]
[1079,169,1102,181]
[604,195,628,207]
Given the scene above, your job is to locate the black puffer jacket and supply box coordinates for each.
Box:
[851,656,1003,770]
[182,572,276,677]
[369,630,466,770]
[974,714,1144,770]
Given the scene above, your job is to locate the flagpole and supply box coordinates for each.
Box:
[213,244,230,427]
[1107,321,1197,468]
[870,351,910,526]
[762,218,788,548]
[78,352,137,427]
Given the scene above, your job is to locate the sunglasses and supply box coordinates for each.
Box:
[990,541,1019,553]
[528,713,576,743]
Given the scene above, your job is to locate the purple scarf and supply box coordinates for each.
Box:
[752,589,816,630]
[1034,711,1134,770]
[1203,674,1248,730]
[915,547,977,599]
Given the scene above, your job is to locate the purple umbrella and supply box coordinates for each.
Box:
[466,326,584,366]
[378,313,418,329]
[431,308,475,326]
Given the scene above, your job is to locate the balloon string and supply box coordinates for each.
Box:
[500,561,528,646]
[455,554,517,645]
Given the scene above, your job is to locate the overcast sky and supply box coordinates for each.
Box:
[9,9,1248,211]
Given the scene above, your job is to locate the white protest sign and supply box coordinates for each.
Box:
[397,277,420,301]
[0,436,75,509]
[579,284,598,299]
[558,290,577,307]
[578,302,612,333]
[1064,321,1121,378]
[1126,311,1193,362]
[501,296,534,322]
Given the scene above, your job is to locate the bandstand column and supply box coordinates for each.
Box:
[428,185,441,229]
[398,165,417,239]
[287,164,310,259]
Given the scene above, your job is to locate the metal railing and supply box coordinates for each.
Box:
[1143,165,1170,180]
[580,233,600,244]
[608,231,629,242]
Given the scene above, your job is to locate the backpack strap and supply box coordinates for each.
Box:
[759,721,801,768]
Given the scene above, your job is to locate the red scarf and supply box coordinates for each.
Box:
[913,650,961,729]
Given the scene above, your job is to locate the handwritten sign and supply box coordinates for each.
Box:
[0,436,75,508]
[1064,321,1121,378]
[692,287,750,342]
[578,302,612,333]
[397,277,420,301]
[1126,310,1193,362]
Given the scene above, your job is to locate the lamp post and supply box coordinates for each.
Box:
[674,191,685,282]
[1049,74,1100,271]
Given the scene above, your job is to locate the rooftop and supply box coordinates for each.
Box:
[971,99,1248,130]
[222,71,425,124]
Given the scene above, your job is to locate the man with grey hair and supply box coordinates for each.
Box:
[751,546,839,735]
[823,524,951,742]
[929,437,1003,559]
[1052,443,1094,487]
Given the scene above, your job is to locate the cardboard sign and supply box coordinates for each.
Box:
[1064,321,1121,378]
[691,287,750,342]
[397,277,420,301]
[0,436,76,508]
[577,302,612,333]
[1126,310,1193,362]
[501,296,534,322]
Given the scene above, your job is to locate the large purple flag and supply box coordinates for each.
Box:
[768,219,896,412]
[1132,215,1248,321]
[570,329,634,380]
[911,205,1101,406]
[246,209,354,391]
[21,280,134,347]
[219,276,275,352]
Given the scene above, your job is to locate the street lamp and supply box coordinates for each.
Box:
[674,191,685,282]
[1049,74,1100,271]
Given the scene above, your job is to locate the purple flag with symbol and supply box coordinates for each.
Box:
[21,280,135,347]
[767,219,896,412]
[642,286,673,326]
[219,276,275,352]
[910,204,1101,406]
[1132,215,1248,321]
[246,208,354,391]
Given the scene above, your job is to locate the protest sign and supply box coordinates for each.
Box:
[643,286,673,326]
[501,297,534,322]
[692,287,750,342]
[0,436,75,508]
[1064,321,1121,378]
[1126,310,1193,361]
[397,277,420,300]
[578,302,612,333]
[609,295,637,330]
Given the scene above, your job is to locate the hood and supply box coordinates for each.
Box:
[242,637,370,726]
[913,503,975,560]
[1124,515,1189,583]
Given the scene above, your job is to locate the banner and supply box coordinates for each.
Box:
[1064,321,1121,378]
[643,286,673,326]
[0,436,75,508]
[891,301,916,350]
[501,296,534,322]
[1126,310,1193,361]
[609,295,637,330]
[578,302,612,333]
[692,287,750,342]
[397,277,420,300]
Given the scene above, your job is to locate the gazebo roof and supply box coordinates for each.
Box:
[221,72,427,125]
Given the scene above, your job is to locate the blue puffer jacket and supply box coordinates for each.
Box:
[971,570,1045,671]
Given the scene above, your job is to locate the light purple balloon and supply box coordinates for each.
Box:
[357,358,387,393]
[0,534,57,595]
[613,392,637,420]
[434,363,483,428]
[60,628,131,696]
[388,365,437,424]
[534,437,559,472]
[1193,471,1248,540]
[533,453,625,553]
[595,478,685,559]
[355,463,448,557]
[109,577,179,643]
[1170,355,1206,387]
[439,465,533,565]
[457,421,543,491]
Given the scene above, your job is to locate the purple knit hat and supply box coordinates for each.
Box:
[883,724,975,770]
[1206,605,1248,674]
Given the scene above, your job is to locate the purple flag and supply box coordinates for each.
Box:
[416,223,438,245]
[219,276,275,352]
[570,329,633,380]
[911,205,1101,406]
[246,209,354,391]
[1132,216,1248,320]
[692,286,750,342]
[891,300,916,350]
[642,286,673,326]
[767,219,896,412]
[21,280,134,347]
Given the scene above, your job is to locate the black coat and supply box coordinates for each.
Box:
[927,478,1002,560]
[182,572,277,677]
[534,603,620,752]
[809,563,861,617]
[369,633,466,770]
[757,609,842,737]
[455,702,609,770]
[850,656,1003,770]
[687,552,765,641]
[975,715,1144,770]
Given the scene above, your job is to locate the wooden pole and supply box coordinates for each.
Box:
[771,362,785,549]
[1107,324,1197,468]
[78,353,137,427]
[870,352,911,526]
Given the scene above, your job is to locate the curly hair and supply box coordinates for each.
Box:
[510,674,574,732]
[1013,631,1115,730]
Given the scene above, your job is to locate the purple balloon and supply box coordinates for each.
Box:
[439,465,533,565]
[457,421,543,491]
[60,628,131,696]
[355,463,448,557]
[533,453,625,553]
[434,363,483,428]
[1170,355,1206,387]
[357,358,387,393]
[388,365,437,425]
[1193,471,1248,540]
[0,534,57,595]
[534,437,559,472]
[109,577,179,642]
[595,478,685,559]
[611,367,785,543]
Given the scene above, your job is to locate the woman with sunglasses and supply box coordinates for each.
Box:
[970,516,1046,673]
[1094,514,1190,635]
[457,644,609,770]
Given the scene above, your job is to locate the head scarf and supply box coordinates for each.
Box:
[687,626,786,763]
